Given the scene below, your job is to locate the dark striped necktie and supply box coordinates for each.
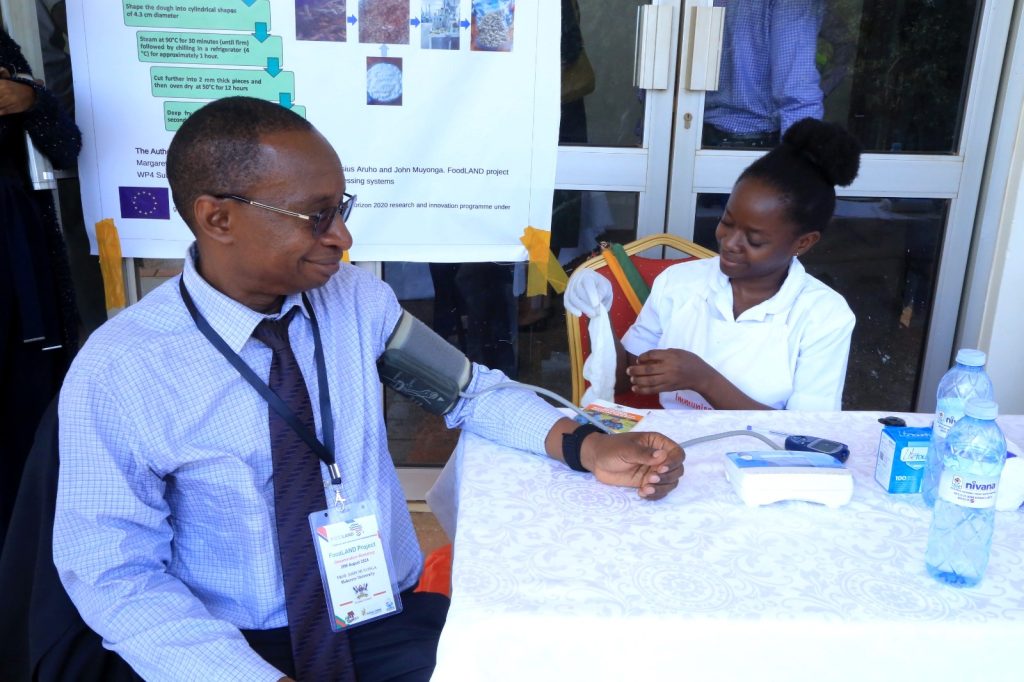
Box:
[253,309,355,682]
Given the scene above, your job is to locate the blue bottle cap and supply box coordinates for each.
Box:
[955,348,986,367]
[964,398,998,420]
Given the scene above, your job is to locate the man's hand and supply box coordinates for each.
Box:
[627,348,712,395]
[0,68,37,116]
[580,430,684,500]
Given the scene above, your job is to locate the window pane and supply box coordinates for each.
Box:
[135,258,184,298]
[561,0,647,148]
[386,190,639,467]
[694,194,947,410]
[702,0,981,153]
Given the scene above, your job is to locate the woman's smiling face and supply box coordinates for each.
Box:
[715,177,819,285]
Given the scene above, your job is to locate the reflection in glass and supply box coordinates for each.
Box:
[702,0,981,153]
[703,0,825,149]
[561,0,647,148]
[385,191,640,467]
[694,193,947,410]
[833,0,980,153]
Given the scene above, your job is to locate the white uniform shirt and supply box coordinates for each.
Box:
[621,257,854,410]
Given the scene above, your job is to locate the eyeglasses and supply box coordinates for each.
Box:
[216,192,356,237]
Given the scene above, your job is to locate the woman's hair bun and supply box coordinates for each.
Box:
[782,118,861,187]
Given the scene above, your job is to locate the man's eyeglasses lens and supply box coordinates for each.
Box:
[312,194,356,236]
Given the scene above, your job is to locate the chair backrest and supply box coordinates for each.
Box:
[565,234,716,407]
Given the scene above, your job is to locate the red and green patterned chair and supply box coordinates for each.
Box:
[565,234,716,408]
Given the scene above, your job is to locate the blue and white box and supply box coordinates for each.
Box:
[874,426,931,494]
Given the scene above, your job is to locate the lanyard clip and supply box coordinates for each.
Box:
[326,465,345,510]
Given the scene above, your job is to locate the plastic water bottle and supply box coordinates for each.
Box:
[924,399,1006,587]
[921,349,994,506]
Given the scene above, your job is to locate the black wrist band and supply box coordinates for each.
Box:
[562,423,604,472]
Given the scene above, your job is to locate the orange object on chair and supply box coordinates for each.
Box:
[565,234,716,409]
[415,543,453,597]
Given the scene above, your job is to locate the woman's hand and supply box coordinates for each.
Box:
[0,67,37,116]
[626,348,773,410]
[626,348,713,395]
[564,268,613,318]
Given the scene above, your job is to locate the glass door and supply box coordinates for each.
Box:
[390,0,684,497]
[666,0,1014,411]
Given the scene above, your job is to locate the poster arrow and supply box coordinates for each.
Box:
[241,0,256,7]
[460,19,469,29]
[279,92,294,109]
[347,15,357,25]
[253,22,269,42]
[410,18,420,27]
[266,57,282,77]
[379,44,388,57]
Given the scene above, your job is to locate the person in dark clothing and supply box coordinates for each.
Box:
[0,27,82,550]
[0,400,139,681]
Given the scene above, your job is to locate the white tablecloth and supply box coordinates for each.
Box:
[431,411,1024,682]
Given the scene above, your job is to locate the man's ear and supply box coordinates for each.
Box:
[192,194,234,245]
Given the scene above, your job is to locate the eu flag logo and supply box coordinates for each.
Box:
[118,186,170,219]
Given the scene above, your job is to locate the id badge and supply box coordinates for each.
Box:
[308,499,403,631]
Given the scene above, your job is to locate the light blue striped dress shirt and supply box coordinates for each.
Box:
[54,245,562,681]
[705,0,825,135]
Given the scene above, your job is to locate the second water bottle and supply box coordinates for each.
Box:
[924,398,1006,587]
[921,349,994,506]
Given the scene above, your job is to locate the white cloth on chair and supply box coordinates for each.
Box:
[581,310,615,405]
[565,269,616,404]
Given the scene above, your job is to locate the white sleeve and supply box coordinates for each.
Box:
[785,301,856,411]
[620,271,670,357]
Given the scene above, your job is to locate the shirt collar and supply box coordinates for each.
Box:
[760,257,807,315]
[181,243,308,353]
[705,256,807,322]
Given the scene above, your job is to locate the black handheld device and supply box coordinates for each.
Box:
[784,435,850,463]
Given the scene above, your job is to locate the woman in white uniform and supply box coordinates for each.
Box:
[566,118,861,410]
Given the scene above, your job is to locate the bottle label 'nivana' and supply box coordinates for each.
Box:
[938,470,999,509]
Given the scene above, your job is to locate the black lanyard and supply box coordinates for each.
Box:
[179,278,341,484]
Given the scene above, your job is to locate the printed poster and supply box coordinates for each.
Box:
[67,0,560,261]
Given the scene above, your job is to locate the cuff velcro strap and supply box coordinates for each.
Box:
[562,423,604,472]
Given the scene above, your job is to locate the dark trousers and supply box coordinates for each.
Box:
[243,590,450,682]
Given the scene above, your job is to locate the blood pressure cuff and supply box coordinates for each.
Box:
[377,310,472,415]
